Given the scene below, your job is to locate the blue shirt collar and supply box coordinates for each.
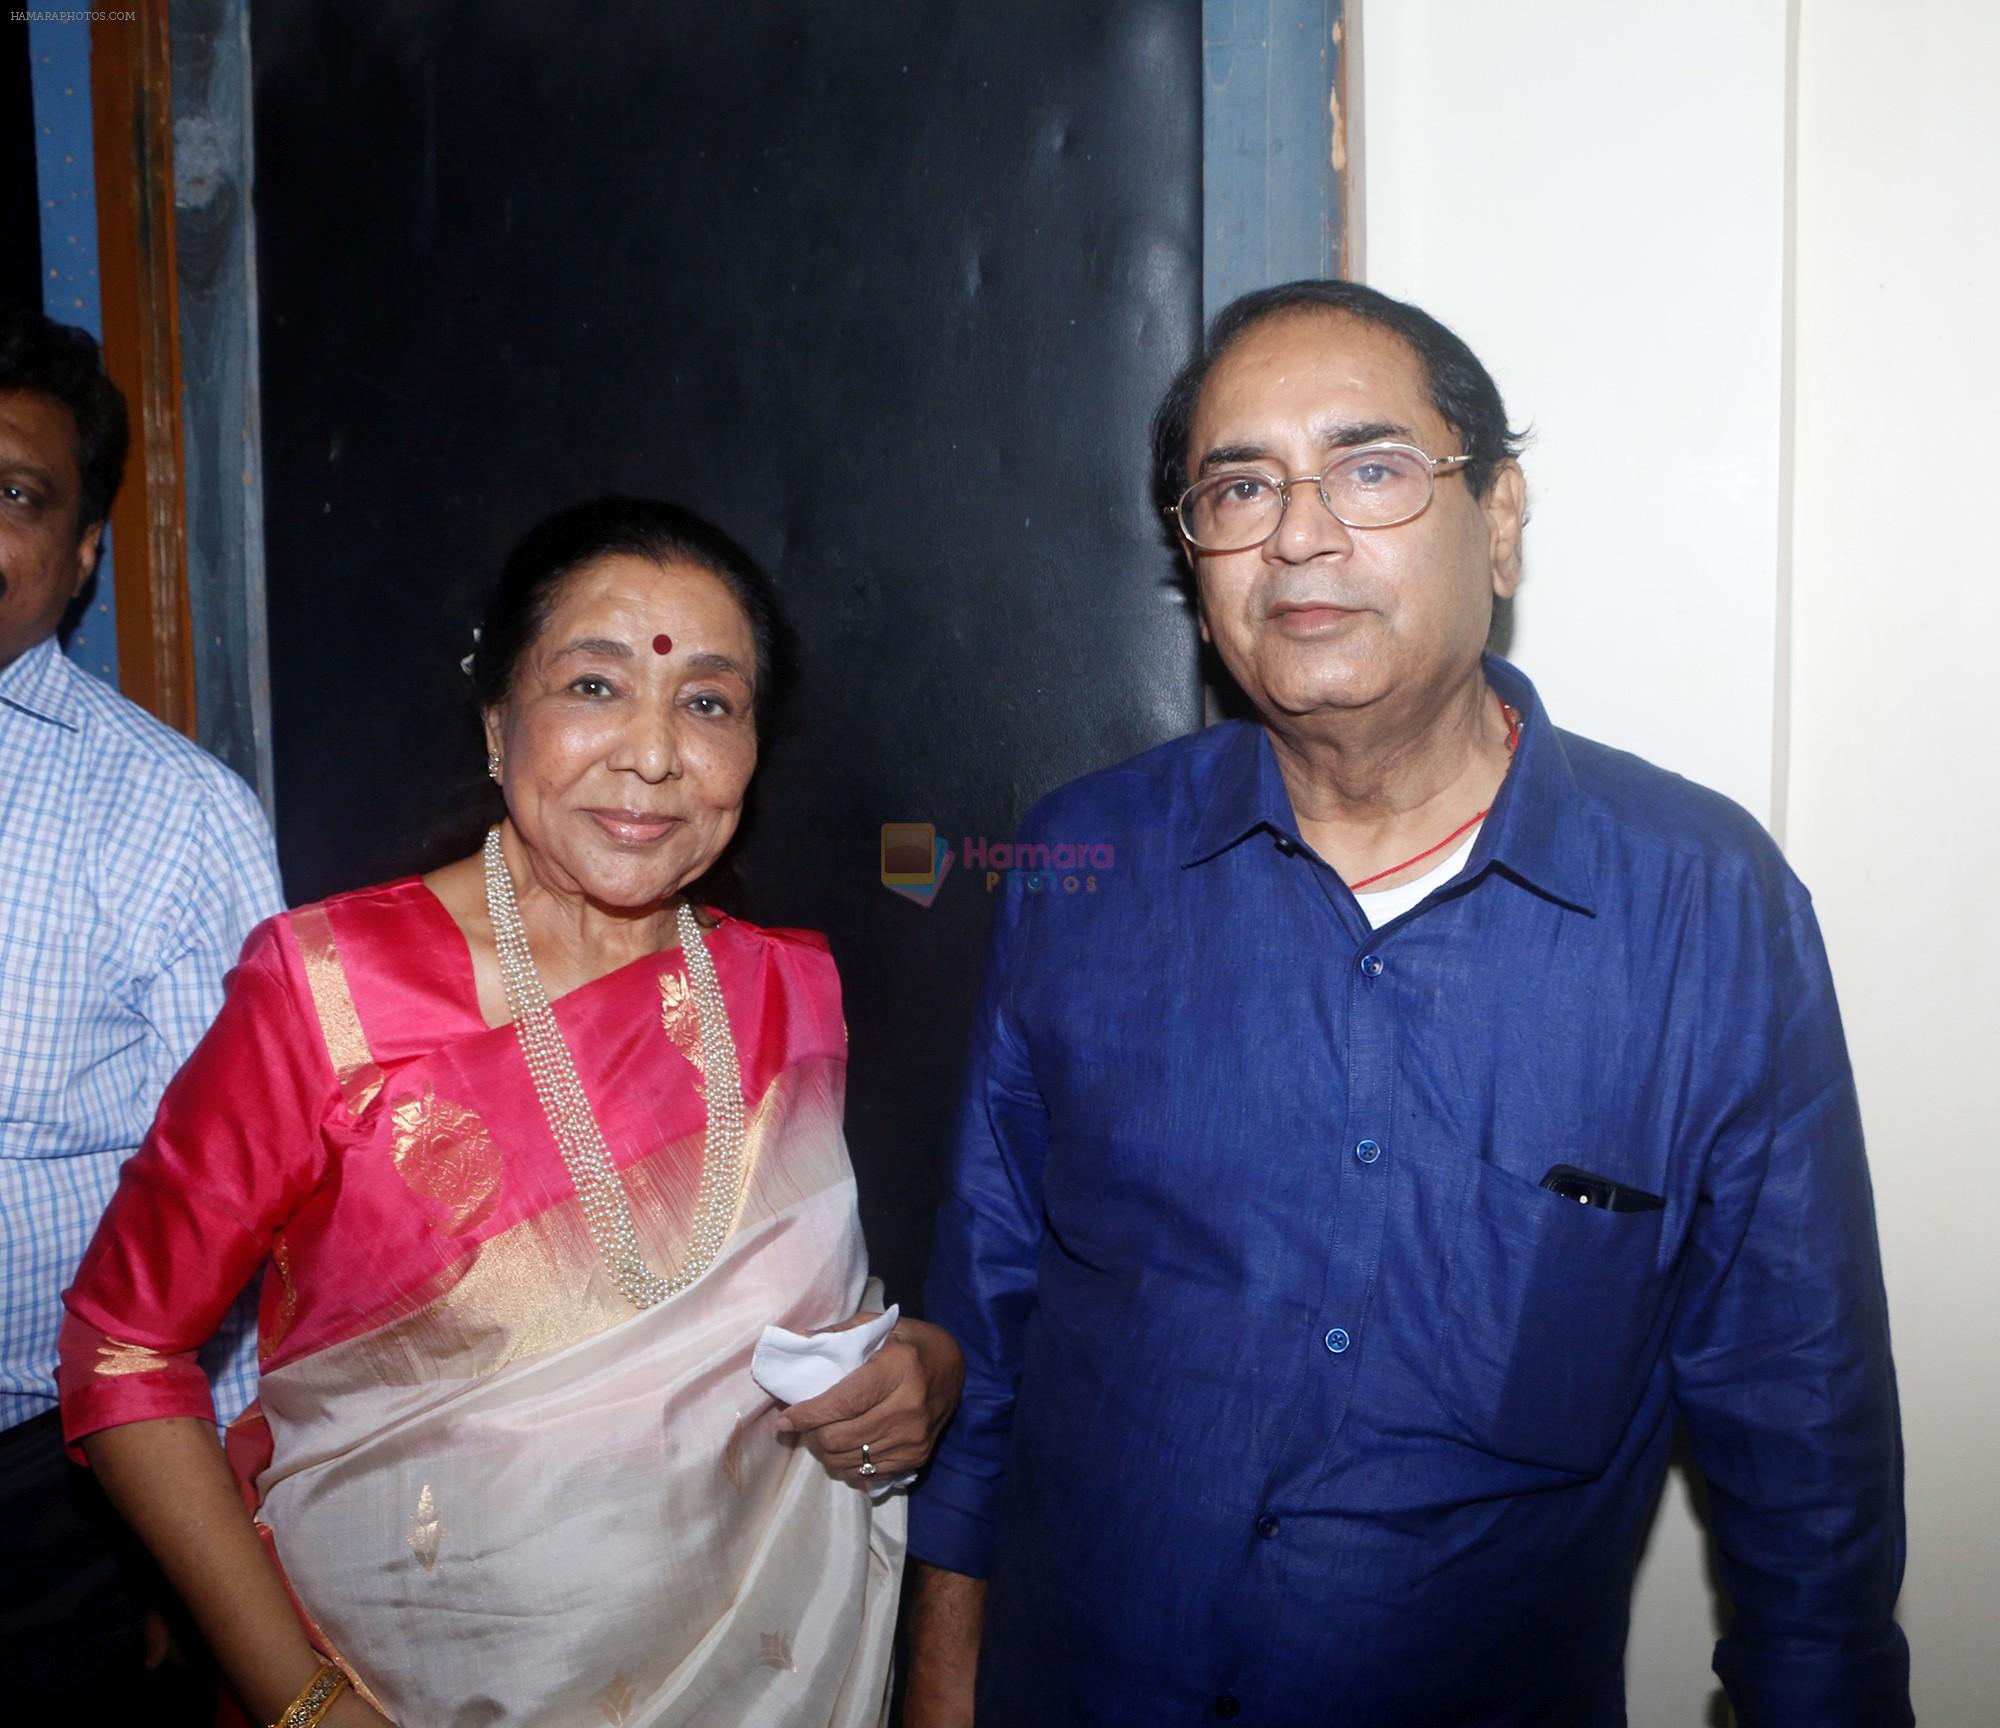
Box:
[0,636,80,731]
[1181,653,1597,915]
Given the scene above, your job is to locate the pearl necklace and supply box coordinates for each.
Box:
[482,827,747,1309]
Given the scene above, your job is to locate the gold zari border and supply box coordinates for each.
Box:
[290,904,385,1115]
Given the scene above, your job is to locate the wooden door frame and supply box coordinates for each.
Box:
[91,7,194,735]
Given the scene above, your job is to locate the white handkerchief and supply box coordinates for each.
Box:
[751,1305,914,1498]
[751,1304,901,1403]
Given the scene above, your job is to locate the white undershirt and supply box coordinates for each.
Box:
[1352,821,1483,929]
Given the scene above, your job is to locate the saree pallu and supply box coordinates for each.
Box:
[60,879,902,1726]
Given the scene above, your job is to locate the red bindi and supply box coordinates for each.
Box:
[652,633,673,655]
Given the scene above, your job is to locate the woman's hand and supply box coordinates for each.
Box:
[776,1313,965,1482]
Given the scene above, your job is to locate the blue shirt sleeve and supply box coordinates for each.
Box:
[909,877,1051,1579]
[1671,896,1910,1726]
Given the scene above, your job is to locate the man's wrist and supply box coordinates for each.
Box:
[907,1562,987,1645]
[905,1562,986,1721]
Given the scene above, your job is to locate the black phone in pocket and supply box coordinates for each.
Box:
[1539,1164,1665,1213]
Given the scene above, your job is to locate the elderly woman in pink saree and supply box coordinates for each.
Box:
[58,498,962,1728]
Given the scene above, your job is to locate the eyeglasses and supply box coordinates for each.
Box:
[1170,442,1472,551]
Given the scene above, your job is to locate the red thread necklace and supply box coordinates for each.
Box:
[1349,695,1521,891]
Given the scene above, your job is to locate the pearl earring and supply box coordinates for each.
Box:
[486,752,501,780]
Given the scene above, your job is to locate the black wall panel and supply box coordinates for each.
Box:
[252,0,1202,1300]
[2,15,40,313]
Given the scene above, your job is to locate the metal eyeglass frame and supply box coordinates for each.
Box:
[1169,442,1473,551]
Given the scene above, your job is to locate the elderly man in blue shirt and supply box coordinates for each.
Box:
[0,307,281,1712]
[904,280,1908,1727]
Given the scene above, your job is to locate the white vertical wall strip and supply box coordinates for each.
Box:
[1769,0,1801,848]
[1789,6,2000,1723]
[1360,2,2000,1721]
[1356,5,1797,1724]
[1357,1,1791,831]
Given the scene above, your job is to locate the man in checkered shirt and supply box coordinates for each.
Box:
[0,306,281,1713]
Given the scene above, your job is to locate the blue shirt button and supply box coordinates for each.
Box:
[1255,1512,1280,1539]
[1324,1327,1351,1354]
[1214,1697,1241,1720]
[1355,1138,1382,1165]
[1359,952,1384,977]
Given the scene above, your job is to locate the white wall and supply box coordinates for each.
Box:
[1360,2,2000,1721]
[1788,3,2000,1721]
[1358,0,1792,829]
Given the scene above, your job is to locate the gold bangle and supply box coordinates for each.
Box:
[271,1659,351,1728]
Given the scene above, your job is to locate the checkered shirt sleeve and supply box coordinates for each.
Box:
[1,641,282,1429]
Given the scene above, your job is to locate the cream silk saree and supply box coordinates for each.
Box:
[62,880,903,1724]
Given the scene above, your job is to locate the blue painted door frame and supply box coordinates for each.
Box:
[1202,0,1353,321]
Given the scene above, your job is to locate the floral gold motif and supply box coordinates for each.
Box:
[658,971,707,1089]
[596,1673,636,1726]
[758,1630,797,1673]
[408,1482,442,1570]
[391,1088,503,1232]
[722,1409,749,1491]
[91,1337,170,1377]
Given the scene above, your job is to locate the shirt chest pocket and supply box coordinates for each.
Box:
[0,921,93,1129]
[1431,1159,1672,1476]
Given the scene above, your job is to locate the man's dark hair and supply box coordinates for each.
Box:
[1150,279,1526,519]
[0,305,129,531]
